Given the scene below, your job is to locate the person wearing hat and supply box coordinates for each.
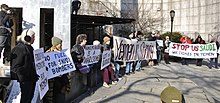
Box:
[46,36,63,52]
[43,36,70,103]
[160,86,183,103]
[11,29,38,103]
[102,36,117,88]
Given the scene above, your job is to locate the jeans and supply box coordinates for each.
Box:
[135,60,141,71]
[125,62,133,74]
[210,54,219,68]
[113,62,120,79]
[157,49,161,63]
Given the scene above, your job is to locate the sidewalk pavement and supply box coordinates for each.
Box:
[73,60,220,103]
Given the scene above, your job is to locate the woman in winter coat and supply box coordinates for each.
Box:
[43,36,70,103]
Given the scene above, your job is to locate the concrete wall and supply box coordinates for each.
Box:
[1,0,71,49]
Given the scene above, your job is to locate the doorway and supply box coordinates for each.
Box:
[40,8,54,51]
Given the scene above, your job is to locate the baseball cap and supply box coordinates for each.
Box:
[160,86,182,103]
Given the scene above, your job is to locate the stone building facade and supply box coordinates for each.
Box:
[79,0,220,41]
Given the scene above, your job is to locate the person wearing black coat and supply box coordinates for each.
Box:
[10,29,38,103]
[0,4,13,65]
[194,35,206,66]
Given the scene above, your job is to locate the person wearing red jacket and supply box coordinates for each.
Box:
[180,36,192,65]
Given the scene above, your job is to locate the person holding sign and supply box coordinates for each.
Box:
[134,31,143,71]
[102,36,117,88]
[180,35,192,65]
[71,34,90,74]
[194,34,206,66]
[43,36,70,103]
[164,36,171,64]
[10,29,39,103]
[209,38,219,69]
[155,30,163,65]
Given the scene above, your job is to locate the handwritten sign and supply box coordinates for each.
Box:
[113,36,157,61]
[82,45,101,65]
[169,43,217,58]
[44,49,76,79]
[33,48,48,99]
[101,49,111,70]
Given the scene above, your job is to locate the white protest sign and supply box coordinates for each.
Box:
[82,45,101,65]
[101,49,111,70]
[156,40,164,47]
[113,36,157,61]
[44,49,76,79]
[33,48,48,99]
[169,42,217,58]
[218,49,220,54]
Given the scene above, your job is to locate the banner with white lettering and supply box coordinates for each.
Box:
[33,48,48,99]
[101,49,111,70]
[169,42,217,58]
[44,49,76,79]
[82,45,101,65]
[113,36,157,61]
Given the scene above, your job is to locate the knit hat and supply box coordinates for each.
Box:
[52,36,62,46]
[160,86,182,103]
[103,36,110,44]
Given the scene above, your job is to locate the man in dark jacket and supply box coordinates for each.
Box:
[0,4,13,65]
[11,29,38,103]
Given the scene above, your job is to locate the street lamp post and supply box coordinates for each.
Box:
[170,10,175,41]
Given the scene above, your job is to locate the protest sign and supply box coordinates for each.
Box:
[169,42,217,58]
[218,49,220,54]
[101,49,111,70]
[44,49,76,79]
[156,40,164,47]
[6,80,21,103]
[82,45,101,65]
[113,36,157,61]
[33,48,48,99]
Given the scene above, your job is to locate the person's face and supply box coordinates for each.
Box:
[81,39,87,46]
[56,43,62,50]
[29,34,35,44]
[105,41,110,45]
[166,36,169,40]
